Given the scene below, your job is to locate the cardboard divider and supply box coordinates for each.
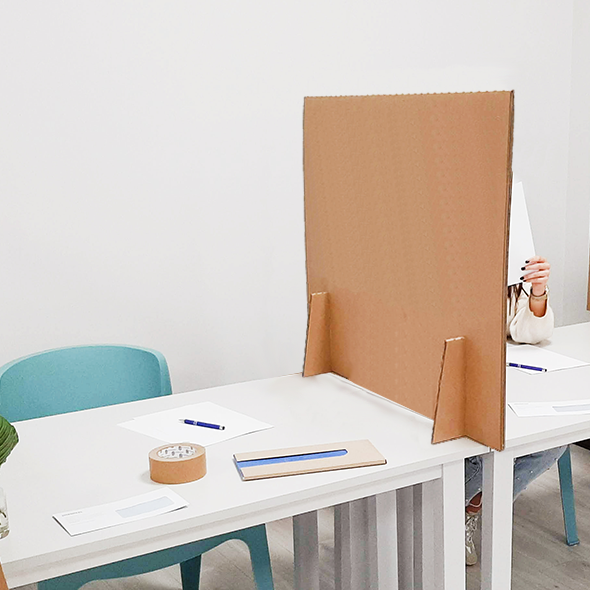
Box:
[303,91,513,451]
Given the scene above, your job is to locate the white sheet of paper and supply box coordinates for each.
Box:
[53,488,188,536]
[507,182,536,286]
[510,399,590,417]
[506,344,589,374]
[119,401,273,446]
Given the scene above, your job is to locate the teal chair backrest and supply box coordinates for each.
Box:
[0,345,172,422]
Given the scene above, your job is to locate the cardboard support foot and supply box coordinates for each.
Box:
[432,337,467,444]
[303,292,332,377]
[0,563,8,590]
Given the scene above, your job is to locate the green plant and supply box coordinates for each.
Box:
[0,415,18,467]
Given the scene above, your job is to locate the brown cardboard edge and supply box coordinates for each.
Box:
[497,91,514,452]
[432,337,467,444]
[462,90,513,453]
[305,90,515,100]
[302,97,314,374]
[302,292,332,377]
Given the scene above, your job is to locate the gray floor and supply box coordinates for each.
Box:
[16,444,590,589]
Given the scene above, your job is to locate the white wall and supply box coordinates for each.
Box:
[564,0,590,325]
[0,1,580,393]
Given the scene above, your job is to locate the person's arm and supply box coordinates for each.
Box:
[509,256,554,344]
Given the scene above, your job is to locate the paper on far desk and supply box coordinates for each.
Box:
[506,344,589,374]
[510,399,590,418]
[53,488,188,536]
[507,182,536,286]
[119,402,273,446]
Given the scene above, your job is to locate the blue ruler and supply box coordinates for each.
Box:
[236,449,348,469]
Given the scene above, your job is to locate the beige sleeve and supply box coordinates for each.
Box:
[509,290,554,344]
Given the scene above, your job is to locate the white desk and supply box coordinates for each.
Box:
[0,373,485,589]
[482,322,590,590]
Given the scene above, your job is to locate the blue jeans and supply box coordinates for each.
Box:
[465,446,567,505]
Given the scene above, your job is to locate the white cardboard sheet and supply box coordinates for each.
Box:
[506,344,589,374]
[119,401,273,446]
[507,181,536,286]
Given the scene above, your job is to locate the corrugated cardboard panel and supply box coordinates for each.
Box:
[303,92,513,450]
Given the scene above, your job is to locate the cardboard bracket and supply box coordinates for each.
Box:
[303,292,332,377]
[432,337,467,444]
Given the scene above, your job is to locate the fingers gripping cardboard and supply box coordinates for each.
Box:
[303,92,513,451]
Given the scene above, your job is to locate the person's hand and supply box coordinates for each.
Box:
[521,256,550,296]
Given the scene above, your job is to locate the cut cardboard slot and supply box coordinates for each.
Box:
[303,92,513,451]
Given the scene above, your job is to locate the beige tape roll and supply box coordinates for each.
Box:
[149,442,207,484]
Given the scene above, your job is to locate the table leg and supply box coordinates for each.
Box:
[370,490,399,590]
[335,502,352,590]
[397,486,415,590]
[413,485,425,590]
[293,511,319,590]
[335,498,375,590]
[441,460,465,590]
[481,451,514,590]
[415,479,444,590]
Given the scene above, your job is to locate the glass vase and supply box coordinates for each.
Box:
[0,487,9,538]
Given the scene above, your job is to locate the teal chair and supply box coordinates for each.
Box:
[558,447,579,546]
[0,345,274,590]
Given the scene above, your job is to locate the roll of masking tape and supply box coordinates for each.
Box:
[149,442,207,484]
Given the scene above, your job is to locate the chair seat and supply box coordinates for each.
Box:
[39,524,274,590]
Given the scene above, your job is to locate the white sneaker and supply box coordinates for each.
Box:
[465,510,480,566]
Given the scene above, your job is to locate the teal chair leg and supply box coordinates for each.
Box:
[558,446,579,546]
[38,525,273,590]
[180,555,202,589]
[236,525,275,590]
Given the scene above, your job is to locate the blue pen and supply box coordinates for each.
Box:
[180,419,226,430]
[506,362,547,372]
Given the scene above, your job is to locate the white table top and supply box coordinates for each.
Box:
[0,372,485,586]
[506,321,590,448]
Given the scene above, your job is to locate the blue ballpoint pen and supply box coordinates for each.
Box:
[180,419,226,430]
[506,362,547,372]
